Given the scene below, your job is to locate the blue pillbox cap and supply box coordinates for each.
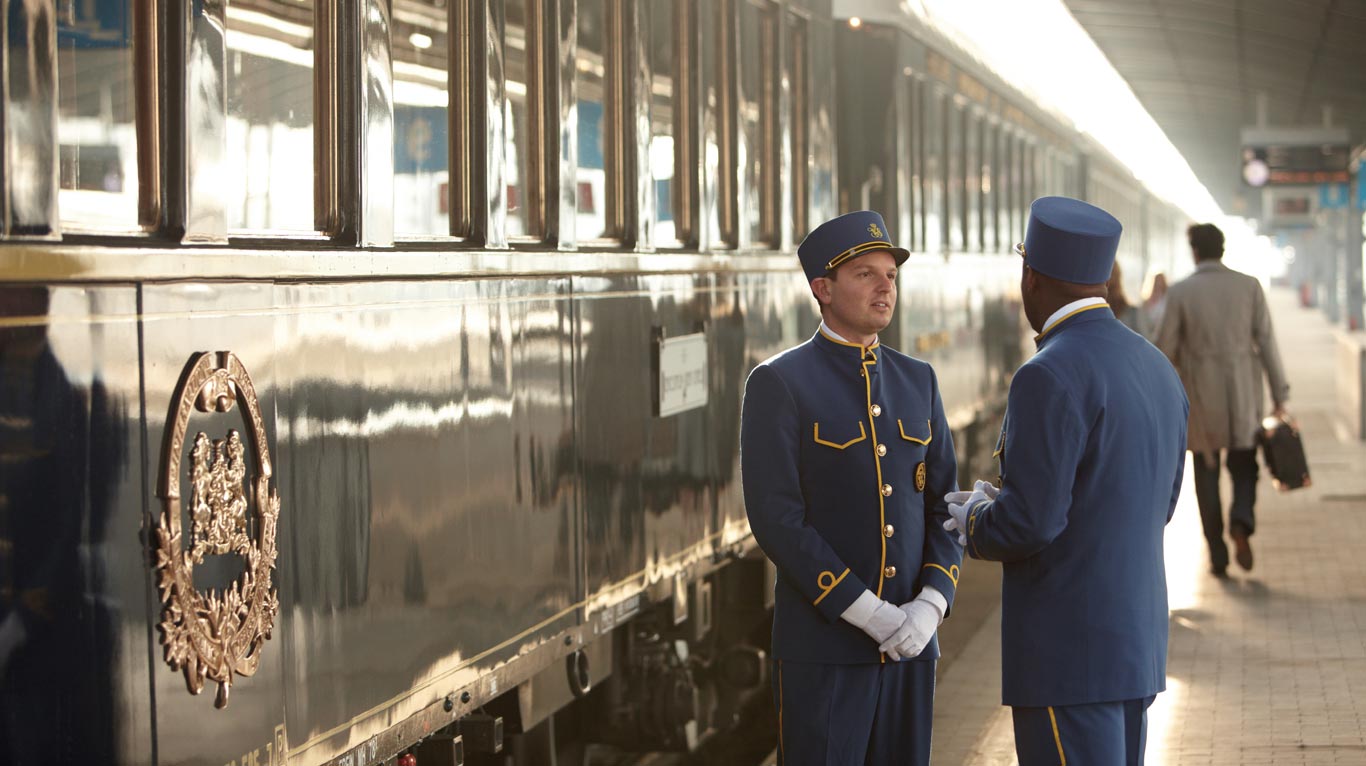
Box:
[797,211,910,283]
[1020,196,1122,285]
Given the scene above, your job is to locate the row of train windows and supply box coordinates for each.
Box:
[48,0,806,246]
[910,84,1078,256]
[51,0,1066,250]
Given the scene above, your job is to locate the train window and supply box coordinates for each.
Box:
[922,86,944,252]
[907,77,923,253]
[225,0,316,233]
[648,0,686,247]
[392,0,452,239]
[739,0,779,248]
[577,0,615,242]
[787,12,809,245]
[56,2,139,232]
[506,0,542,239]
[701,0,727,247]
[994,123,1009,252]
[946,100,963,252]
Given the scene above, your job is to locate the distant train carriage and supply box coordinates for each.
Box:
[0,1,1185,765]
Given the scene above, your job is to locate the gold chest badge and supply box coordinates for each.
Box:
[154,351,280,708]
[915,461,927,492]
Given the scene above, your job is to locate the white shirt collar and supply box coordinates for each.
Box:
[819,320,877,347]
[1040,297,1108,336]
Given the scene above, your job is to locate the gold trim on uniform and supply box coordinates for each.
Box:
[863,356,890,598]
[922,562,960,587]
[825,240,896,271]
[897,418,932,444]
[813,421,868,449]
[813,568,850,605]
[1033,303,1109,342]
[1048,706,1067,765]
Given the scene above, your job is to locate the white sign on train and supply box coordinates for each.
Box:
[658,332,709,417]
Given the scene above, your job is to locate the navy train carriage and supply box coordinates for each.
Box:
[0,1,1185,765]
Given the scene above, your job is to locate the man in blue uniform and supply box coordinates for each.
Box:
[946,197,1188,766]
[741,211,963,765]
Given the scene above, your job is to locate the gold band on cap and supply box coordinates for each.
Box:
[1014,242,1026,258]
[826,240,895,272]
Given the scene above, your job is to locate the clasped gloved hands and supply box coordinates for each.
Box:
[943,480,998,545]
[854,599,910,644]
[877,594,944,661]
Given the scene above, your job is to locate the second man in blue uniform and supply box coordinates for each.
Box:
[741,211,963,765]
[947,197,1188,766]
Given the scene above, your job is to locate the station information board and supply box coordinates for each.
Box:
[1242,144,1351,187]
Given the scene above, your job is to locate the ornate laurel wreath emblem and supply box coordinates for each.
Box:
[867,222,883,238]
[155,351,280,708]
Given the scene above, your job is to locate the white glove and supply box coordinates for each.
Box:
[847,599,909,644]
[878,596,943,660]
[944,480,997,545]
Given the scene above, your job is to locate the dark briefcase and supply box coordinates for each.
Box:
[1258,416,1311,491]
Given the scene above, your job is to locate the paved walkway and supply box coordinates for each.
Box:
[933,288,1366,765]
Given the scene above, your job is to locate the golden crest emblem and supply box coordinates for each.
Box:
[915,461,927,493]
[868,222,883,238]
[155,351,280,708]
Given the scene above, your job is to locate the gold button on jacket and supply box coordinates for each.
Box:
[881,483,893,496]
[871,404,882,416]
[884,566,897,578]
[884,524,895,538]
[876,443,887,456]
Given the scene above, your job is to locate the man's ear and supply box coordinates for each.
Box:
[811,277,832,306]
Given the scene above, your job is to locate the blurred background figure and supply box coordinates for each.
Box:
[1106,261,1147,335]
[1142,272,1169,337]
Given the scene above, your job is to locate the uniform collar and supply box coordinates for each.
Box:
[1195,260,1226,272]
[1034,297,1111,345]
[815,322,881,366]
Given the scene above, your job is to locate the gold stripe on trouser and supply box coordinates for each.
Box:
[1047,706,1067,765]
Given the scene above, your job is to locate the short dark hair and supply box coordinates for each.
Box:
[1187,223,1224,261]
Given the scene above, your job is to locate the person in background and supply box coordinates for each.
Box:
[1106,260,1147,335]
[1142,272,1169,338]
[1154,223,1289,577]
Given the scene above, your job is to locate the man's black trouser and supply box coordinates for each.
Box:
[1191,448,1258,571]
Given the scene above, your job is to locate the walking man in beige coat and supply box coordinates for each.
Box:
[1154,223,1289,577]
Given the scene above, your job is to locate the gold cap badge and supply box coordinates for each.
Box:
[868,222,883,238]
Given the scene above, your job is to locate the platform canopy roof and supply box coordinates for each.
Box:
[1062,0,1366,217]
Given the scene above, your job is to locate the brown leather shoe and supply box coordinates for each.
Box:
[1231,529,1253,571]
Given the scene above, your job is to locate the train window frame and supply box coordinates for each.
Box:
[644,0,695,250]
[922,83,945,254]
[49,0,150,237]
[946,97,964,253]
[786,9,810,247]
[908,75,925,254]
[737,0,780,250]
[390,0,457,243]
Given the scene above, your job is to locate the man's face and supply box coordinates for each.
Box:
[814,250,899,338]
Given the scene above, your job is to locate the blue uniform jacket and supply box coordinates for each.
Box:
[966,305,1188,707]
[741,329,963,664]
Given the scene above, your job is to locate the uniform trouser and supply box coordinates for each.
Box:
[1012,697,1155,766]
[1192,448,1258,570]
[773,658,935,766]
